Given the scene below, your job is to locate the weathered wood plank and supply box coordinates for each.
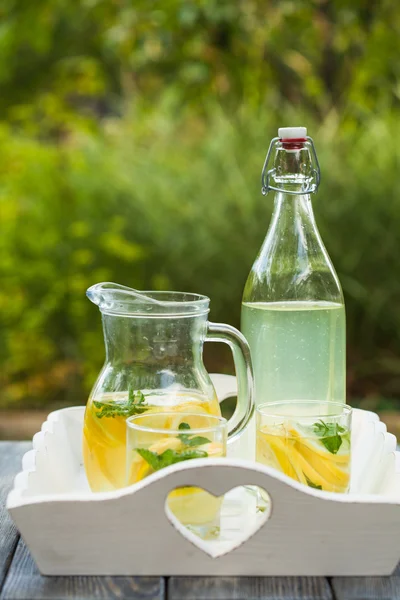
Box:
[1,539,166,600]
[168,576,333,600]
[331,562,400,600]
[0,441,31,592]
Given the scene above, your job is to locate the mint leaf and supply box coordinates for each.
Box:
[136,447,208,471]
[179,434,211,447]
[322,433,342,454]
[304,474,322,490]
[313,420,329,435]
[178,422,191,431]
[130,388,146,406]
[135,448,165,471]
[177,422,210,447]
[312,419,345,454]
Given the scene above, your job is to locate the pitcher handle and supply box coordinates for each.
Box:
[206,322,254,442]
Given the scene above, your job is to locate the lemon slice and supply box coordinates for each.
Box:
[288,427,350,464]
[294,440,350,487]
[85,437,125,488]
[285,444,344,492]
[85,406,122,448]
[85,401,126,446]
[201,442,224,457]
[128,456,153,484]
[168,404,211,432]
[148,436,183,454]
[167,488,222,525]
[258,432,299,481]
[256,435,281,472]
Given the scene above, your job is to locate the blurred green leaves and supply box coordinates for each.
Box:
[1,107,400,407]
[0,1,400,407]
[1,0,400,128]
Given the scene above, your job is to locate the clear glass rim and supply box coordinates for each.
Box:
[129,290,210,316]
[89,286,210,317]
[256,401,352,419]
[98,287,210,317]
[140,290,209,304]
[126,412,228,435]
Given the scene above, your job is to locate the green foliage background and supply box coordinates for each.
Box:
[1,0,400,408]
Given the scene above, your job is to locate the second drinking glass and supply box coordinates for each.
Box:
[256,401,352,493]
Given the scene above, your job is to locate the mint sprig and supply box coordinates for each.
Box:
[312,419,347,454]
[135,423,211,471]
[136,448,208,471]
[94,388,147,419]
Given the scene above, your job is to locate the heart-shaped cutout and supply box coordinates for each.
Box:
[164,485,271,558]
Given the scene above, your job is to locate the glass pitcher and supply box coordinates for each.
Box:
[83,282,254,492]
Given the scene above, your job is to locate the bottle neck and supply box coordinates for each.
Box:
[272,189,315,223]
[265,143,321,260]
[259,190,315,269]
[268,190,319,247]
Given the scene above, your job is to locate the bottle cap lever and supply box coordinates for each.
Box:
[261,135,321,196]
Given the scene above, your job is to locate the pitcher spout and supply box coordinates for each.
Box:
[86,282,118,308]
[86,282,162,309]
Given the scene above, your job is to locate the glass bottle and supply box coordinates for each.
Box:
[241,127,345,459]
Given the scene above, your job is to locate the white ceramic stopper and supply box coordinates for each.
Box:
[278,126,307,139]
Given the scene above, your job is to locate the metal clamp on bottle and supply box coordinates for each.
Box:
[261,134,321,196]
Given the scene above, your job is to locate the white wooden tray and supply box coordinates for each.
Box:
[7,379,400,577]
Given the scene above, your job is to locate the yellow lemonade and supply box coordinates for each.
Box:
[83,391,221,492]
[256,419,351,493]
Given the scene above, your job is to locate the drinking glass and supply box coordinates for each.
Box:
[127,412,227,538]
[256,401,352,493]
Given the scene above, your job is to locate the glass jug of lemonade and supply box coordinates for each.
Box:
[83,282,253,492]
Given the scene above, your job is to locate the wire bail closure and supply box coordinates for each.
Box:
[261,136,321,196]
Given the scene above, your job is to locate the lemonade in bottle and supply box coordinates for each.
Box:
[241,128,345,460]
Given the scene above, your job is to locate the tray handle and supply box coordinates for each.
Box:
[9,458,400,576]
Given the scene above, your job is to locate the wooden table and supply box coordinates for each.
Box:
[1,442,400,600]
